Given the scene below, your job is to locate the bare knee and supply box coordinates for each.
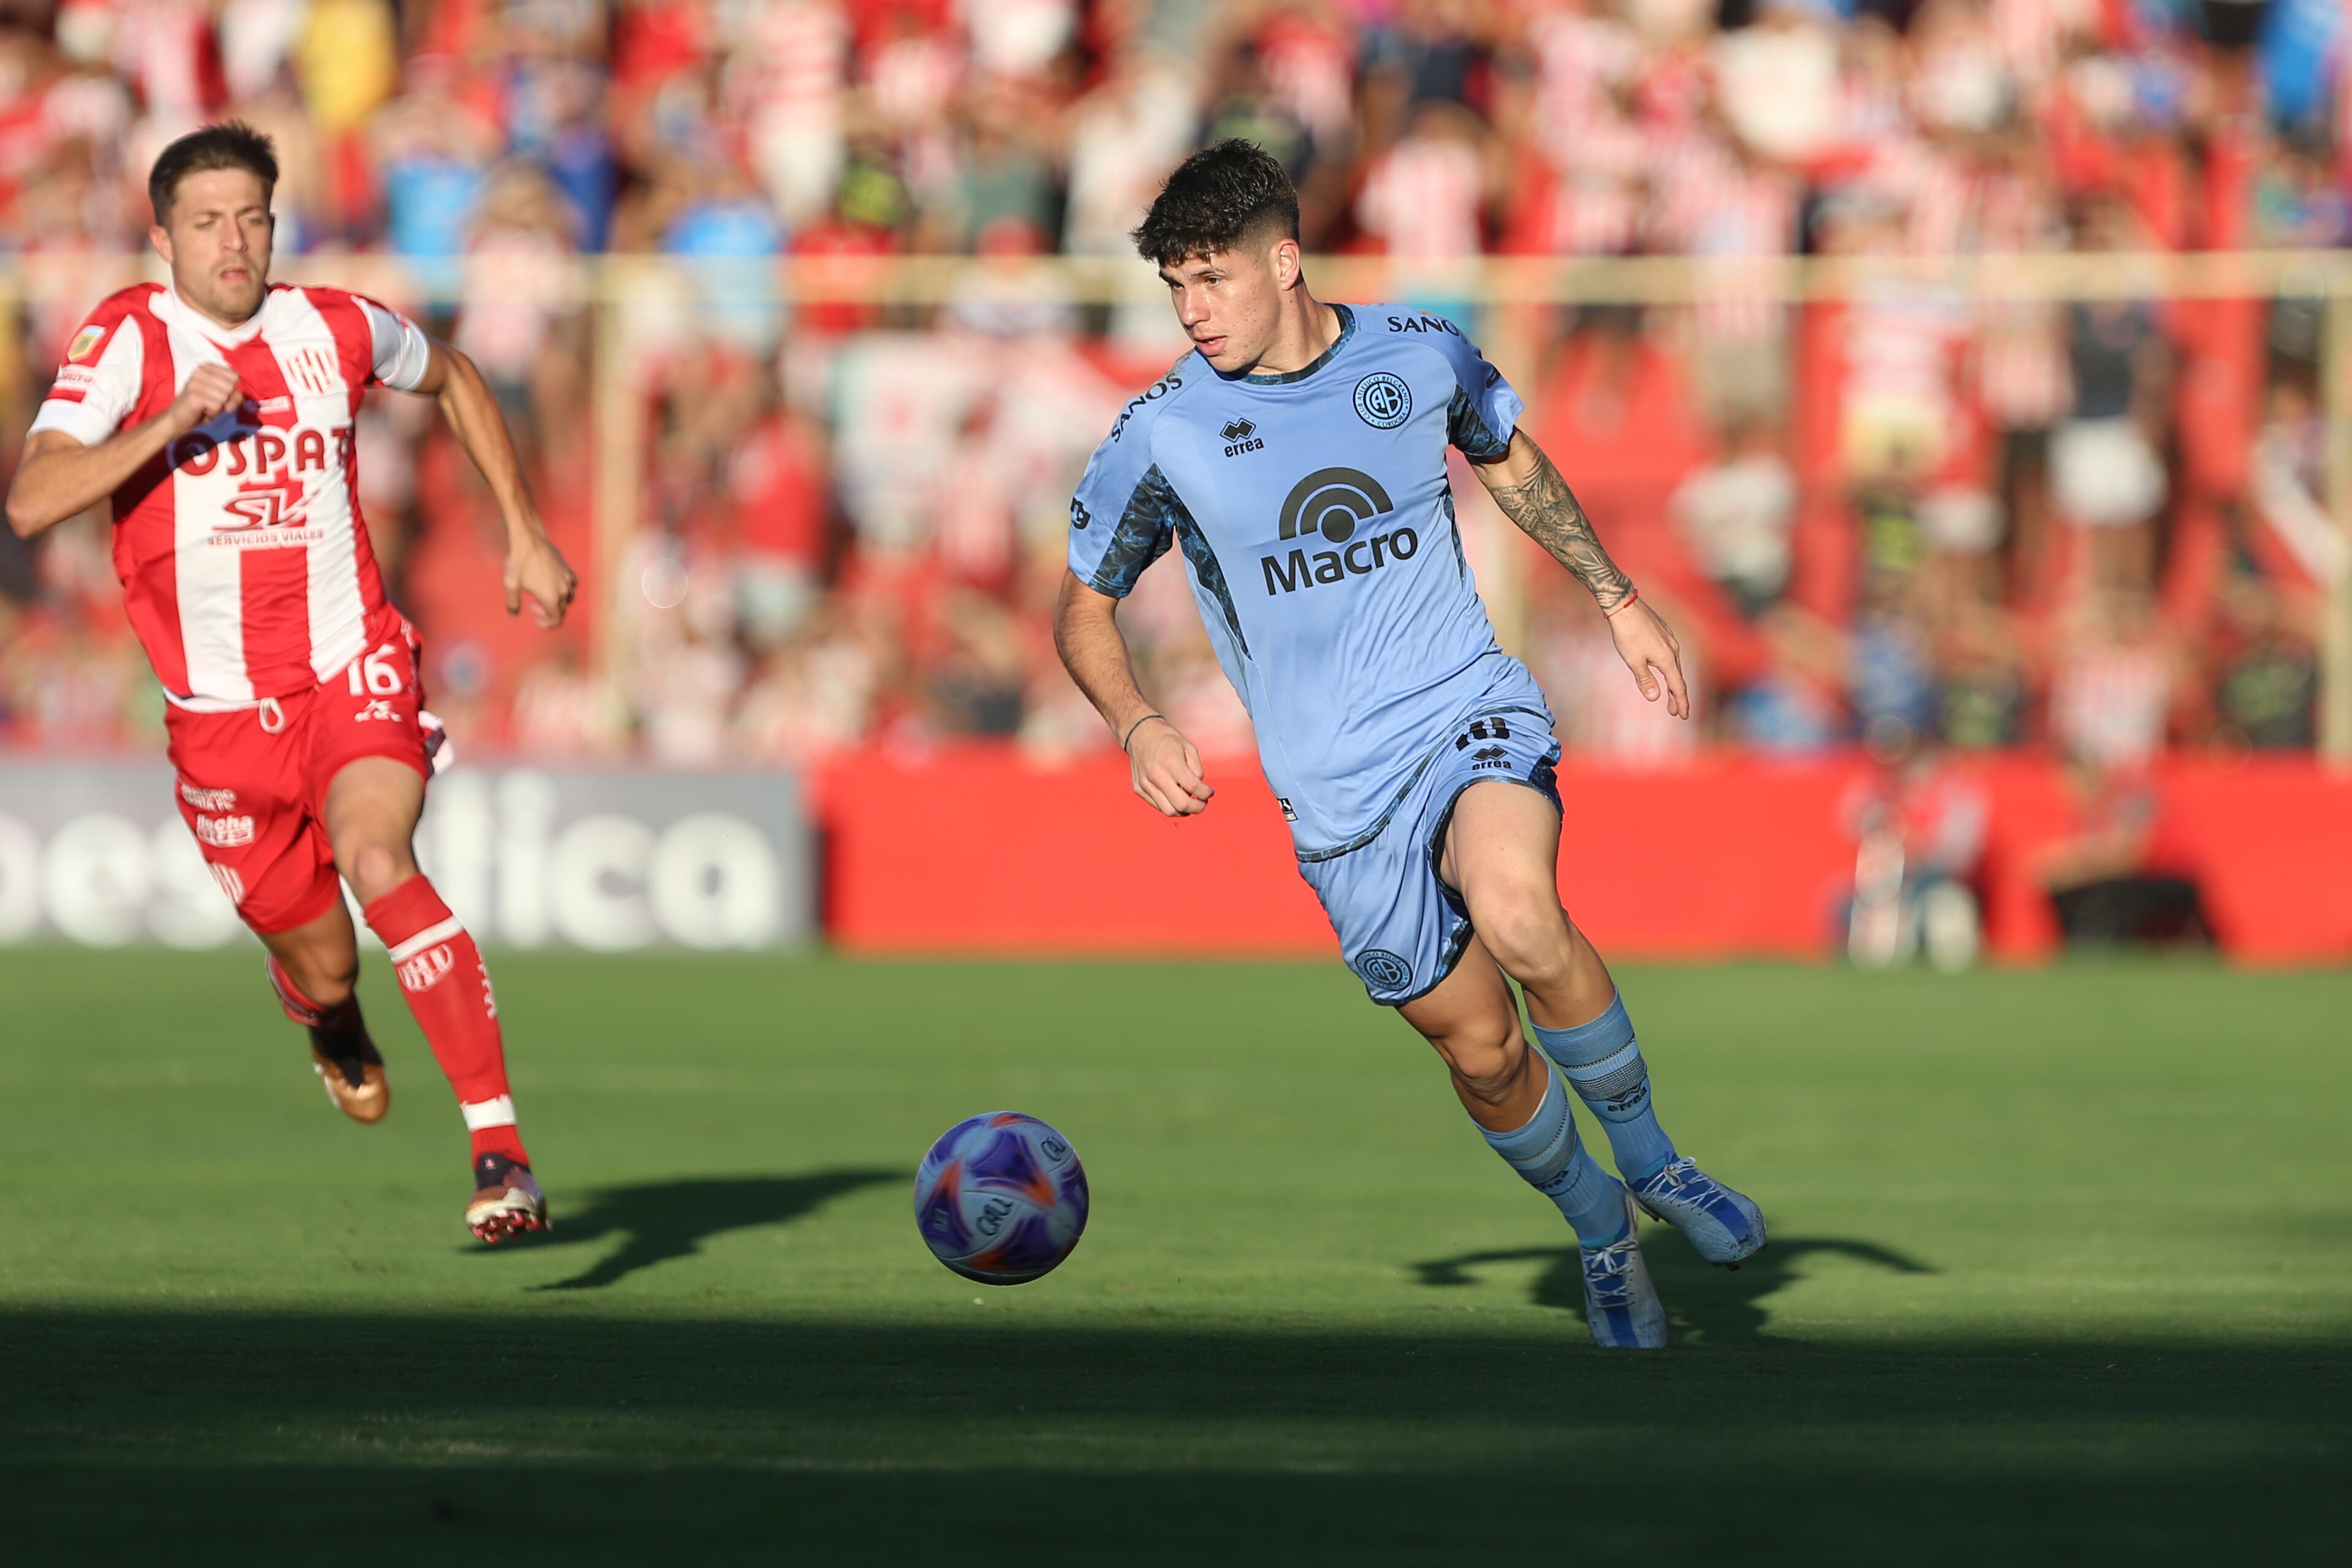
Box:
[338,839,416,906]
[1430,1021,1531,1111]
[1469,886,1575,985]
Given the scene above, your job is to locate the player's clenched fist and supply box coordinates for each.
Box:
[1126,716,1214,817]
[167,362,242,434]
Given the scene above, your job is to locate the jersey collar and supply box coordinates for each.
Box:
[1239,303,1354,385]
[157,284,276,348]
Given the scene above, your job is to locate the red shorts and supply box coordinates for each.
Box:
[165,612,437,935]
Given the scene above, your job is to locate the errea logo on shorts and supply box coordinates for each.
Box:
[180,782,237,811]
[194,813,256,848]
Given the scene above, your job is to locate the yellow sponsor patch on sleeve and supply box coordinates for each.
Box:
[66,324,105,362]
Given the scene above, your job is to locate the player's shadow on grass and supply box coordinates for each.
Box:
[1411,1234,1932,1344]
[516,1170,901,1292]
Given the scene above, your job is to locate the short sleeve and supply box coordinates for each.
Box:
[356,295,433,391]
[1067,395,1182,599]
[28,303,147,447]
[1388,308,1522,460]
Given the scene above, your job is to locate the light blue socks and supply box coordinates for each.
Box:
[1530,992,1678,1182]
[1476,1064,1628,1247]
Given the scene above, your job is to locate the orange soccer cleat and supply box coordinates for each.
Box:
[310,1038,391,1124]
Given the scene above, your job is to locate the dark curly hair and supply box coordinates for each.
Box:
[1131,140,1301,267]
[149,121,278,224]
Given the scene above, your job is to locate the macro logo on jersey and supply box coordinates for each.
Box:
[1220,417,1264,457]
[1261,466,1421,596]
[1354,950,1412,992]
[1353,371,1411,430]
[1279,467,1392,544]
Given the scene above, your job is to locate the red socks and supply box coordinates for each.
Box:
[362,876,529,1166]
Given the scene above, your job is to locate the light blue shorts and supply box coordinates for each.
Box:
[1295,704,1562,1007]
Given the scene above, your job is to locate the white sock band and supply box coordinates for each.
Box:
[460,1095,516,1132]
[386,916,465,964]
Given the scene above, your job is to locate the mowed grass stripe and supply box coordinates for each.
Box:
[0,950,2344,1561]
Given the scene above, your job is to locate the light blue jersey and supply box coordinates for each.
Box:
[1068,302,1549,859]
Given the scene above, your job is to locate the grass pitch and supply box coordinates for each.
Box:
[1,950,2345,1563]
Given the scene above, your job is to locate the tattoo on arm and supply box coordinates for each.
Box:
[1484,448,1634,612]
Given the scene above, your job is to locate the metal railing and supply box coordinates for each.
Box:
[5,249,2350,755]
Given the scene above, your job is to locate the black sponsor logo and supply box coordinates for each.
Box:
[1353,372,1411,430]
[1070,498,1092,530]
[1453,717,1513,750]
[1261,466,1421,595]
[1279,467,1392,544]
[1220,417,1264,457]
[1276,796,1297,821]
[1386,313,1463,338]
[1355,950,1413,991]
[1109,373,1183,442]
[1472,745,1507,764]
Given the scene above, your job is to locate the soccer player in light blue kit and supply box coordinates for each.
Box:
[1056,142,1765,1349]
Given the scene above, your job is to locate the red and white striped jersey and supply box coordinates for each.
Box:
[30,282,432,708]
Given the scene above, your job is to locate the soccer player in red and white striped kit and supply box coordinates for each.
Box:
[4,123,578,1243]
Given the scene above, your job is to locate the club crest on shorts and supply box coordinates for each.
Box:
[1354,949,1412,991]
[1353,372,1411,430]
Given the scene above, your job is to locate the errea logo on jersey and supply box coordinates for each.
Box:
[1260,467,1421,595]
[1220,417,1264,457]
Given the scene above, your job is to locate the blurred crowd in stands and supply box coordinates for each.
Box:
[0,0,2346,813]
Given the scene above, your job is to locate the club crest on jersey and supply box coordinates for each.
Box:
[1353,372,1411,430]
[397,944,457,993]
[67,325,106,362]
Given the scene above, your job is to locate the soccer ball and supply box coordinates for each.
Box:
[914,1112,1089,1285]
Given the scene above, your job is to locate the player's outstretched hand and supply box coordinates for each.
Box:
[505,531,578,628]
[1128,718,1213,817]
[1609,599,1690,720]
[167,363,242,433]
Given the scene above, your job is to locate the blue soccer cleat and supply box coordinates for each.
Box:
[1629,1157,1766,1268]
[1580,1192,1668,1350]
